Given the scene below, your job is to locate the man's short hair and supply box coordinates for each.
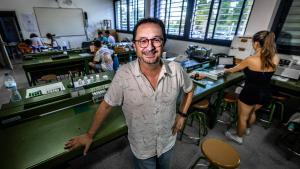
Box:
[98,31,103,35]
[105,30,110,35]
[29,33,38,38]
[133,17,166,45]
[93,40,101,48]
[24,39,32,45]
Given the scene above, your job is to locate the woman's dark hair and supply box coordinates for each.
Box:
[98,31,103,35]
[133,17,166,45]
[46,33,55,46]
[253,31,277,70]
[29,33,38,38]
[24,39,32,46]
[46,33,54,39]
[104,30,110,35]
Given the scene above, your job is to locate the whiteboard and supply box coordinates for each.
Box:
[34,7,86,37]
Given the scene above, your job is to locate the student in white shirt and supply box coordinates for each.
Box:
[30,33,43,48]
[45,33,60,49]
[88,41,113,72]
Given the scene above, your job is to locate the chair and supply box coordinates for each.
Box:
[218,92,238,129]
[191,138,240,169]
[260,95,286,128]
[180,99,209,145]
[17,42,32,54]
[277,124,300,160]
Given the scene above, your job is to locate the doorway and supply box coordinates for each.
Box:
[0,11,23,69]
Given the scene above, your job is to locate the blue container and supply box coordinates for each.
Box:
[113,54,119,71]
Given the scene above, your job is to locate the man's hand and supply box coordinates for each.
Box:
[172,114,186,135]
[64,133,93,156]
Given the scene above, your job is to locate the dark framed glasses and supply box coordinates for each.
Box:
[134,37,164,48]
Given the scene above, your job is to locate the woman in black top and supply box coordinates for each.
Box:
[225,31,279,144]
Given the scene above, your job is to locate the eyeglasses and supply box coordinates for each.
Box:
[134,38,164,48]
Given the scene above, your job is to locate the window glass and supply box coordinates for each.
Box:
[156,0,188,36]
[115,0,145,31]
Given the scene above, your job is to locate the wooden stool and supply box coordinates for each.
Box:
[191,138,240,169]
[261,95,286,128]
[180,99,209,145]
[219,92,238,129]
[223,92,238,103]
[193,99,209,109]
[40,74,57,83]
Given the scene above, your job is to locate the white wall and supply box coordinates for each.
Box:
[0,0,114,48]
[245,0,280,36]
[246,0,300,63]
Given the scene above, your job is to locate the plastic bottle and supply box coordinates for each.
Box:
[3,73,22,102]
[113,54,119,71]
[11,87,22,102]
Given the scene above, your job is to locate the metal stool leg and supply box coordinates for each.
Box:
[180,111,208,144]
[264,102,276,128]
[275,101,284,121]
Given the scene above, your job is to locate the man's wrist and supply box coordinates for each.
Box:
[86,132,94,139]
[177,111,187,118]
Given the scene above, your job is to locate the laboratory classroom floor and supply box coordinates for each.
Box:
[68,120,300,169]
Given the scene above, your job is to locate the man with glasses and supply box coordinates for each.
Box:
[64,18,194,169]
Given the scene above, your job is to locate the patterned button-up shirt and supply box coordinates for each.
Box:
[104,59,193,159]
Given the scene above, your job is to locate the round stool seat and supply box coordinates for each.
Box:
[201,138,240,169]
[192,99,209,109]
[272,95,287,101]
[41,74,57,82]
[224,93,237,103]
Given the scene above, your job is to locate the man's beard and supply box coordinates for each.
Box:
[139,49,161,64]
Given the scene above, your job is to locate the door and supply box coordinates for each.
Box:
[0,11,23,68]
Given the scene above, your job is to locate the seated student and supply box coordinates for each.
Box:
[96,31,108,44]
[104,30,116,44]
[45,33,60,49]
[30,33,43,51]
[18,39,32,54]
[88,41,114,72]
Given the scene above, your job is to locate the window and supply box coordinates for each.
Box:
[114,0,145,32]
[156,0,188,36]
[155,0,254,45]
[129,0,145,31]
[190,0,213,39]
[272,0,300,55]
[115,0,127,30]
